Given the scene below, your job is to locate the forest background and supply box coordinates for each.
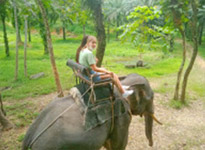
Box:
[0,0,205,149]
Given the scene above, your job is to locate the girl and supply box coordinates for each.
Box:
[76,35,133,98]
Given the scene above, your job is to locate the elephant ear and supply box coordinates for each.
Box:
[130,83,146,99]
[129,83,145,89]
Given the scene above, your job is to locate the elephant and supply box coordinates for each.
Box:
[22,73,160,150]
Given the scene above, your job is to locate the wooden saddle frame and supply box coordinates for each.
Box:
[66,59,115,103]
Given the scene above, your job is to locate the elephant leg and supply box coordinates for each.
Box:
[107,113,131,150]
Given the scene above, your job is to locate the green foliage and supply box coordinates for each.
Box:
[17,134,25,142]
[51,0,77,25]
[120,6,175,53]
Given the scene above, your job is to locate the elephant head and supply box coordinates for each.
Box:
[121,73,162,146]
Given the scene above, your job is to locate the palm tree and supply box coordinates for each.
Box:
[36,0,64,97]
[103,0,139,40]
[52,0,76,40]
[0,0,9,57]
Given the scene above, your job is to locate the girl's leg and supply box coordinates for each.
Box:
[100,73,125,94]
[111,73,125,94]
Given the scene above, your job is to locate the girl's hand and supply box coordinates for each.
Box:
[96,58,99,63]
[106,71,112,74]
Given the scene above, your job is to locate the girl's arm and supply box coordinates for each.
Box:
[90,64,111,74]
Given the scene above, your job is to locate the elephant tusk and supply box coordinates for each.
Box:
[150,113,163,125]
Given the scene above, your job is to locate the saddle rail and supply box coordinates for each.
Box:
[66,59,113,86]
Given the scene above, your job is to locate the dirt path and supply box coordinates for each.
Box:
[1,82,204,150]
[126,93,205,150]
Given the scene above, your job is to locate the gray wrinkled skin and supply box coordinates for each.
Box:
[22,73,154,150]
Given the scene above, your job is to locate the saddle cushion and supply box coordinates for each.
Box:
[75,83,112,106]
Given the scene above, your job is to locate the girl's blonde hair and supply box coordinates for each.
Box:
[76,35,97,63]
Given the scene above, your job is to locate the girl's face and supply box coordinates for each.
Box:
[87,39,97,51]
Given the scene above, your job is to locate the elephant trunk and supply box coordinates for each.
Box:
[144,112,153,146]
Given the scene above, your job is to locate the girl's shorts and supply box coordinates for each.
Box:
[83,70,101,83]
[90,70,101,82]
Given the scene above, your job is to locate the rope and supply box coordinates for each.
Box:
[29,87,92,148]
[29,73,116,148]
[29,103,75,148]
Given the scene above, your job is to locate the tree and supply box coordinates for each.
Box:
[38,12,48,54]
[24,15,28,77]
[13,0,19,80]
[36,0,64,97]
[165,0,189,100]
[180,0,199,102]
[76,0,90,36]
[103,0,138,40]
[10,2,23,45]
[86,0,106,67]
[120,6,174,57]
[21,0,38,77]
[0,0,9,57]
[52,0,76,40]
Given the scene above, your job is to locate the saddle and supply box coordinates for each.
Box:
[69,85,129,131]
[66,59,115,103]
[67,59,128,130]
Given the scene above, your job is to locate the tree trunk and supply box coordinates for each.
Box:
[83,24,86,36]
[13,0,19,80]
[36,0,64,97]
[24,16,28,77]
[170,0,187,100]
[62,20,66,40]
[180,0,198,103]
[87,0,106,67]
[17,26,22,44]
[43,34,48,54]
[107,22,110,43]
[63,26,66,40]
[28,19,31,42]
[39,13,48,54]
[169,34,174,52]
[173,29,186,100]
[17,9,22,45]
[1,13,9,57]
[0,94,13,131]
[116,15,120,40]
[198,21,204,45]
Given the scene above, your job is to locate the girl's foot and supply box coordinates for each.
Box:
[122,85,130,90]
[122,90,134,98]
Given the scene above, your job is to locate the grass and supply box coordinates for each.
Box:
[0,24,205,116]
[0,29,185,101]
[169,99,188,109]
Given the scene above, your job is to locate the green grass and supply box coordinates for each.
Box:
[169,99,188,109]
[0,24,205,102]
